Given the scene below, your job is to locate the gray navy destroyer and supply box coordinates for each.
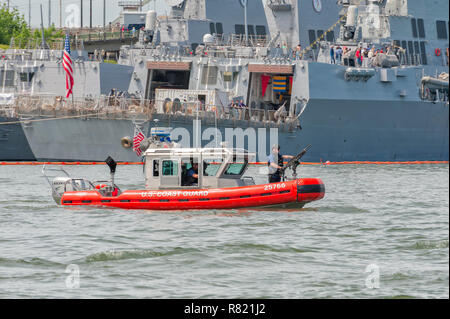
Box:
[3,0,449,162]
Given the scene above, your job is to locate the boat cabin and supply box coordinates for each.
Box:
[144,147,256,190]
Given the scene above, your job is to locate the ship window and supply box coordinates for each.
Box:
[401,40,407,50]
[308,30,316,48]
[19,72,34,82]
[436,21,448,39]
[317,30,324,41]
[247,25,255,36]
[401,41,408,63]
[235,24,245,35]
[162,160,178,176]
[256,25,266,36]
[420,41,427,65]
[201,66,218,85]
[216,23,223,35]
[223,71,238,82]
[223,72,232,82]
[414,41,420,54]
[326,30,335,42]
[408,41,414,64]
[411,18,418,38]
[209,23,216,35]
[0,70,15,87]
[417,19,426,38]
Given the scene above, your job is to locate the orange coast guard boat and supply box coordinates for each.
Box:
[44,144,325,211]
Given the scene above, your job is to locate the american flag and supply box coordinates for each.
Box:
[133,126,146,156]
[63,33,74,98]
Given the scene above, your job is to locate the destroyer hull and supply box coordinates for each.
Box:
[0,116,35,161]
[21,98,449,162]
[296,99,449,162]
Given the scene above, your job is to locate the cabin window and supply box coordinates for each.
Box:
[436,21,448,39]
[153,160,160,177]
[0,70,15,87]
[256,25,266,36]
[224,163,246,176]
[417,19,426,38]
[181,158,199,187]
[411,18,418,38]
[209,23,216,35]
[201,66,218,85]
[203,159,223,177]
[216,23,223,35]
[162,160,178,176]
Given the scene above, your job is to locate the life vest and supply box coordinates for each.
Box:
[268,154,284,176]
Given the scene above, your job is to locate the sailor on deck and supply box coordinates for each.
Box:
[268,145,294,183]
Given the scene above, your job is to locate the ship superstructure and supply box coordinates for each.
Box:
[5,0,448,162]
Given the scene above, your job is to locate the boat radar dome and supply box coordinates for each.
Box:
[145,10,157,31]
[203,34,215,45]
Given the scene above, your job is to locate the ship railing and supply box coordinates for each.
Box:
[226,34,270,48]
[10,95,298,128]
[157,99,294,127]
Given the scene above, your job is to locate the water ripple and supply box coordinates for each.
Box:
[0,164,448,298]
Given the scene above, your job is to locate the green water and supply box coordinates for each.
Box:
[0,164,448,298]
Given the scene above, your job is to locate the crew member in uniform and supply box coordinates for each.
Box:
[267,144,294,183]
[185,162,199,186]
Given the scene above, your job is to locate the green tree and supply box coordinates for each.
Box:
[0,4,30,46]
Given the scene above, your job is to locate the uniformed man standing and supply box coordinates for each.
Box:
[267,144,294,183]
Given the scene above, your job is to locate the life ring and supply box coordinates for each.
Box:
[121,136,133,149]
[435,48,441,56]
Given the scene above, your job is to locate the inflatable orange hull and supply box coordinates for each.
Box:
[60,178,325,210]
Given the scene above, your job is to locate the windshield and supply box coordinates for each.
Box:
[224,162,247,176]
[203,159,224,177]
